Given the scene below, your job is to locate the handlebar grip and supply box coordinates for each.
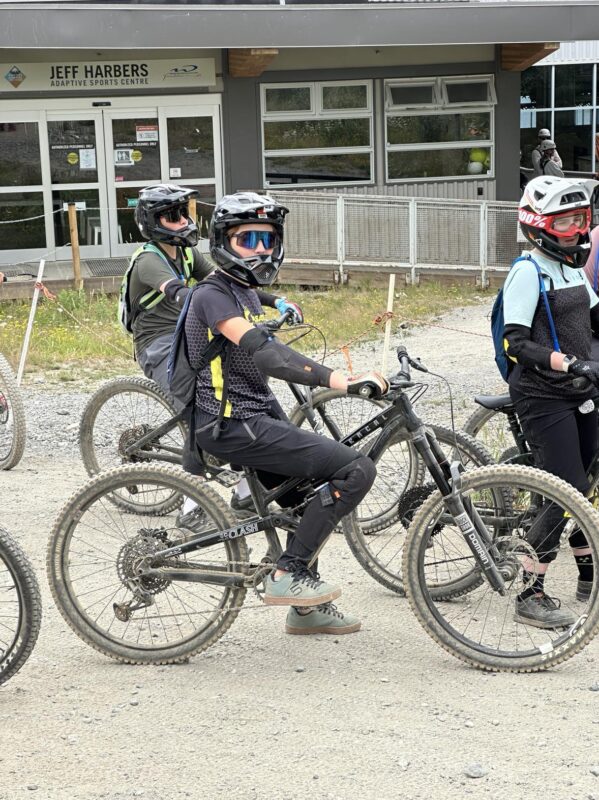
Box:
[396,345,410,378]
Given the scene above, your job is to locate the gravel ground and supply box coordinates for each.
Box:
[3,302,599,800]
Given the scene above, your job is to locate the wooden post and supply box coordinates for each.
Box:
[380,273,396,375]
[188,197,197,225]
[67,202,82,290]
[16,259,45,385]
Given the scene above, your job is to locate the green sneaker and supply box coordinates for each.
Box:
[263,566,341,607]
[285,603,361,635]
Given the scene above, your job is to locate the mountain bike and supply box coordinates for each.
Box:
[0,526,42,685]
[0,353,26,470]
[78,313,492,536]
[47,346,599,672]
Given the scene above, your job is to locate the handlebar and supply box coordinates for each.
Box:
[261,308,296,332]
[389,345,429,389]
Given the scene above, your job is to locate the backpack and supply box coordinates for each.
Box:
[118,242,195,334]
[591,246,599,293]
[167,276,242,427]
[491,254,560,382]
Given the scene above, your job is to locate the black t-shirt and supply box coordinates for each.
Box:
[185,272,275,419]
[130,246,214,355]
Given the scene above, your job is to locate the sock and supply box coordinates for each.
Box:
[234,476,251,500]
[182,496,198,515]
[574,554,594,582]
[294,607,312,616]
[518,571,545,601]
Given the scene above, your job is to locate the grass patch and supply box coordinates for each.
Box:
[0,283,485,382]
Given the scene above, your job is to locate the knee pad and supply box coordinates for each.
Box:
[329,455,376,511]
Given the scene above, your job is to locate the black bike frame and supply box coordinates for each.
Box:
[145,386,507,594]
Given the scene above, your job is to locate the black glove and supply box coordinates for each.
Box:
[568,359,599,386]
[347,371,390,400]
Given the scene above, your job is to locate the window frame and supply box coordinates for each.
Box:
[261,80,374,189]
[384,75,495,184]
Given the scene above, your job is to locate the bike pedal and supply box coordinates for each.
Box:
[215,470,242,488]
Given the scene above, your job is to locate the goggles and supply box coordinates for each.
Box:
[546,208,591,238]
[162,204,189,223]
[229,230,279,250]
[519,207,591,238]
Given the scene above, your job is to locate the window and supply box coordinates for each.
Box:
[384,75,495,183]
[554,64,593,108]
[261,81,373,187]
[520,66,552,109]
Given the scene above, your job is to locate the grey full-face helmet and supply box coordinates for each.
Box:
[209,192,289,286]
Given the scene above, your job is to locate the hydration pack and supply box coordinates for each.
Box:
[118,242,194,334]
[491,254,560,382]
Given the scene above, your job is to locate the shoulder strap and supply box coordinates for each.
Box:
[591,248,599,292]
[515,254,560,353]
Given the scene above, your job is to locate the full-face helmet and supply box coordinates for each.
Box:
[518,176,598,268]
[135,184,200,247]
[209,192,288,286]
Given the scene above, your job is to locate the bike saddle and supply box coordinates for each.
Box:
[473,393,514,411]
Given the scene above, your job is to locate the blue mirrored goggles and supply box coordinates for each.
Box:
[229,230,279,250]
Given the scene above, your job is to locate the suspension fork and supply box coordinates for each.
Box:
[412,427,507,595]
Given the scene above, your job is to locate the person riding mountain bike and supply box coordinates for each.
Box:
[502,174,599,629]
[126,183,302,511]
[182,191,388,635]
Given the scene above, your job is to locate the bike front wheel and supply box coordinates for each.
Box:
[47,465,249,665]
[0,526,42,685]
[79,377,188,515]
[0,353,26,470]
[344,425,495,596]
[403,464,599,672]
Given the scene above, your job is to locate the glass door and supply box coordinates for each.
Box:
[46,111,107,260]
[103,110,162,257]
[159,106,223,251]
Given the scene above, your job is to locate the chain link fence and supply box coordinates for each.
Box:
[271,190,520,286]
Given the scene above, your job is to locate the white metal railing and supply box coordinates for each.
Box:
[270,190,521,286]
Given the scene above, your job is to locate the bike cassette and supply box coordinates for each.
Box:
[118,424,152,461]
[116,529,173,600]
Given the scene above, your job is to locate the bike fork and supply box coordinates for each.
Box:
[444,464,506,595]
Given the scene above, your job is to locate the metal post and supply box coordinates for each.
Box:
[409,199,418,285]
[479,201,488,289]
[380,273,396,375]
[336,195,345,284]
[67,202,82,290]
[17,259,45,386]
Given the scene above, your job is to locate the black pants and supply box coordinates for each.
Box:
[511,388,598,562]
[137,333,204,476]
[194,409,377,570]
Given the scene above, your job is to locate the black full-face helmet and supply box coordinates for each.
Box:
[209,192,289,286]
[135,184,200,247]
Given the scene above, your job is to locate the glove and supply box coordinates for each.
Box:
[274,297,304,324]
[568,358,599,386]
[347,371,390,400]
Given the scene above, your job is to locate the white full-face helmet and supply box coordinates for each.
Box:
[518,175,598,268]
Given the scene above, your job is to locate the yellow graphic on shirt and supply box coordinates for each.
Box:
[208,329,233,418]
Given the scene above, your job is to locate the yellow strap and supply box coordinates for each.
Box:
[207,330,232,418]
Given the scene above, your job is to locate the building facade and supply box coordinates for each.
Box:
[1,0,599,265]
[520,41,599,177]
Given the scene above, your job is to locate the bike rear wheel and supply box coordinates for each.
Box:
[0,526,42,685]
[403,464,599,672]
[79,377,187,515]
[344,425,495,596]
[47,465,249,665]
[0,353,26,471]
